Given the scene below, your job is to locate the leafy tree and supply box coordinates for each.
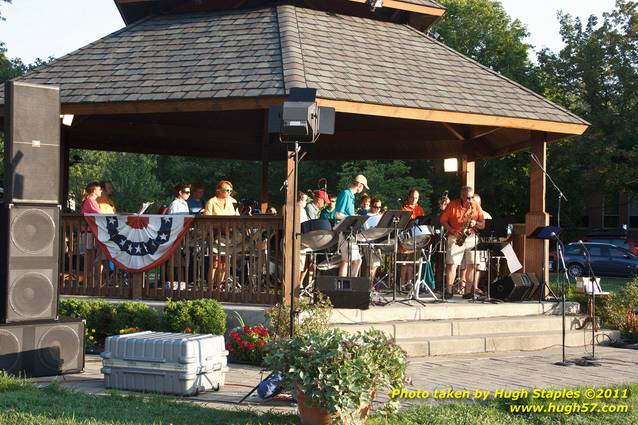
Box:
[537,0,638,226]
[337,161,432,213]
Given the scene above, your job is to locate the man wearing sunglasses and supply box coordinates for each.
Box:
[440,186,485,299]
[167,183,191,214]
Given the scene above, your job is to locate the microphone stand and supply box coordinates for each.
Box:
[552,233,573,366]
[530,153,568,297]
[576,241,602,367]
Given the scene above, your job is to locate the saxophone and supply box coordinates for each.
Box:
[455,203,474,246]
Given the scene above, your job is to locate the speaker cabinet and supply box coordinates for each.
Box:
[490,273,539,301]
[0,319,84,377]
[316,276,371,309]
[4,81,60,204]
[1,204,59,323]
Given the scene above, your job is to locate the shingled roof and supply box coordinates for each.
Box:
[1,4,587,131]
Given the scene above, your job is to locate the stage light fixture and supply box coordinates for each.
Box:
[444,158,458,173]
[268,88,335,143]
[60,114,74,126]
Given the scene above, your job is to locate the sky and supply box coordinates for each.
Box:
[0,0,619,64]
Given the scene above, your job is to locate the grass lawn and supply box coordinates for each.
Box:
[1,373,636,425]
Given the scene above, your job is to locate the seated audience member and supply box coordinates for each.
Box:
[81,182,102,214]
[204,180,239,216]
[187,182,205,214]
[97,180,116,214]
[167,184,191,214]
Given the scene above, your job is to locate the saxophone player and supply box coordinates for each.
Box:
[440,186,485,299]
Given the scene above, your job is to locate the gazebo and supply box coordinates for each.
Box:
[0,0,588,304]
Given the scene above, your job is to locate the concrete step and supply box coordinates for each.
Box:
[335,315,586,339]
[330,301,580,324]
[397,330,620,357]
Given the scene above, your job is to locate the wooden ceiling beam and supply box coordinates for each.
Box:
[317,98,589,136]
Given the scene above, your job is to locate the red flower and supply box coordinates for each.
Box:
[225,342,231,350]
[243,325,250,332]
[230,331,239,338]
[247,343,255,351]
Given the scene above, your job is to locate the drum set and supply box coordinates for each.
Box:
[299,210,443,305]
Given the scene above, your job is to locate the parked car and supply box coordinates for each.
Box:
[584,228,638,255]
[559,242,638,278]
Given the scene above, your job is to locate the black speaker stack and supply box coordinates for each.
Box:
[0,81,84,377]
[489,273,541,302]
[316,276,371,309]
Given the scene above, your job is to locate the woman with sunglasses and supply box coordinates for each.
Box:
[204,180,239,216]
[167,183,191,214]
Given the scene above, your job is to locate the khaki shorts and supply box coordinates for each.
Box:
[339,233,361,262]
[446,234,480,266]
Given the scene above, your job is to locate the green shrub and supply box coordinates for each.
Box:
[266,293,332,341]
[601,278,638,340]
[162,299,226,335]
[112,302,160,334]
[59,299,160,339]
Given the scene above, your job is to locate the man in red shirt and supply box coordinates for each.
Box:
[440,186,485,299]
[401,188,425,219]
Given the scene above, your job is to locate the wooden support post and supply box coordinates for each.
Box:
[131,272,144,299]
[282,150,300,303]
[460,157,475,189]
[260,111,269,213]
[60,129,70,209]
[260,158,269,213]
[525,132,550,287]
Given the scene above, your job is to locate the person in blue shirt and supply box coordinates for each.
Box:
[187,183,205,214]
[335,174,369,277]
[319,194,337,222]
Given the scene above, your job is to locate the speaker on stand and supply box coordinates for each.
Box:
[1,81,84,377]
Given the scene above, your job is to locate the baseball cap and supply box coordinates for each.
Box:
[314,190,330,202]
[354,175,370,190]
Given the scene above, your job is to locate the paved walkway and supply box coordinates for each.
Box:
[35,345,638,413]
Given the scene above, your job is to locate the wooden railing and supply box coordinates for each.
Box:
[59,214,284,304]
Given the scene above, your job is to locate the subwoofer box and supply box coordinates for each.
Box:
[490,273,539,301]
[0,318,84,377]
[0,204,60,323]
[316,276,371,309]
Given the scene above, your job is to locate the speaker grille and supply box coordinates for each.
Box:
[11,209,56,254]
[37,325,81,372]
[9,272,55,317]
[0,330,21,373]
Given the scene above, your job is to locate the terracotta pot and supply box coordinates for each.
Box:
[295,387,375,425]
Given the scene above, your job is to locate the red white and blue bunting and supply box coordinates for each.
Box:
[84,215,194,272]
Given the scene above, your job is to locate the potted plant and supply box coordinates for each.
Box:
[226,323,271,365]
[265,328,407,425]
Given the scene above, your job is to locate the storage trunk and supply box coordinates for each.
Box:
[101,331,228,396]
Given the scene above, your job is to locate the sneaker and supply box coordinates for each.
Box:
[462,293,473,299]
[446,292,454,299]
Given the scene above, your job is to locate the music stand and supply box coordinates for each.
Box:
[374,210,412,304]
[421,214,448,301]
[473,220,506,304]
[333,215,369,277]
[528,225,571,366]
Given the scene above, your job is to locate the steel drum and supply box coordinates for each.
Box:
[356,227,392,243]
[317,254,341,271]
[301,219,336,251]
[400,225,432,253]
